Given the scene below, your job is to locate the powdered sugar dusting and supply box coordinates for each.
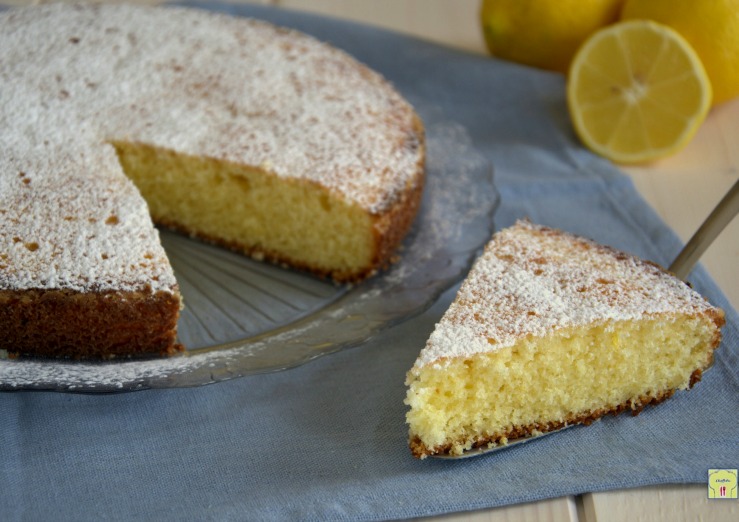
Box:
[0,114,498,392]
[411,220,719,373]
[0,349,236,391]
[1,142,176,292]
[0,4,423,293]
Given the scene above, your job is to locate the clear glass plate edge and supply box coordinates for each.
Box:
[0,116,499,393]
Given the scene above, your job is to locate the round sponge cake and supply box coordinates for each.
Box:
[0,4,425,358]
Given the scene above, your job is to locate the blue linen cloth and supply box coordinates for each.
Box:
[1,2,736,520]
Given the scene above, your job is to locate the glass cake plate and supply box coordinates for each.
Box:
[0,118,499,392]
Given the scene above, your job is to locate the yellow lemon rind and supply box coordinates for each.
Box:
[567,20,712,165]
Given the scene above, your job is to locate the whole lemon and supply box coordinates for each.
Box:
[480,0,624,73]
[621,0,739,105]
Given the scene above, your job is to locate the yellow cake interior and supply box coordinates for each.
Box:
[405,314,718,456]
[1,4,426,359]
[113,141,376,281]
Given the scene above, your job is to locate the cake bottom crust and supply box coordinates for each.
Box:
[0,287,182,359]
[409,370,703,459]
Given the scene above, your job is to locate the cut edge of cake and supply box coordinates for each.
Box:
[405,220,725,458]
[111,114,425,284]
[0,4,427,359]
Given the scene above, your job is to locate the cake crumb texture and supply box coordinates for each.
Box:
[0,4,425,357]
[0,3,425,292]
[405,220,724,458]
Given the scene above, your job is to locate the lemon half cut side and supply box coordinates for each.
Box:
[567,20,712,164]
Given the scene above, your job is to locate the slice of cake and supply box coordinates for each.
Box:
[0,146,183,360]
[405,220,725,458]
[0,4,424,359]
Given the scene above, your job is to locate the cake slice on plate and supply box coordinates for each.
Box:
[405,220,725,458]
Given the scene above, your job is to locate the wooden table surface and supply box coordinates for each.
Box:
[5,1,737,521]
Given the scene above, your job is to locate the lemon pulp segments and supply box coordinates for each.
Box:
[567,20,712,164]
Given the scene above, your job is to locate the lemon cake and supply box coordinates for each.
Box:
[0,4,425,359]
[405,220,725,458]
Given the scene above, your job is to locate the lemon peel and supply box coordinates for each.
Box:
[567,20,712,164]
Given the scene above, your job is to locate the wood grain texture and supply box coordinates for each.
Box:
[415,496,578,522]
[581,485,738,522]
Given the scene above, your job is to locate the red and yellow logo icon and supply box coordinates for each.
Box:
[708,469,737,499]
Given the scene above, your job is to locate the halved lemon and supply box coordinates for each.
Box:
[567,20,712,164]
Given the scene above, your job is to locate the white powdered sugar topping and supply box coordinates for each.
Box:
[411,220,718,373]
[0,4,422,293]
[1,142,176,293]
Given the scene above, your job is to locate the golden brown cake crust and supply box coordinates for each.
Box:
[367,116,426,280]
[0,288,182,359]
[1,4,426,358]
